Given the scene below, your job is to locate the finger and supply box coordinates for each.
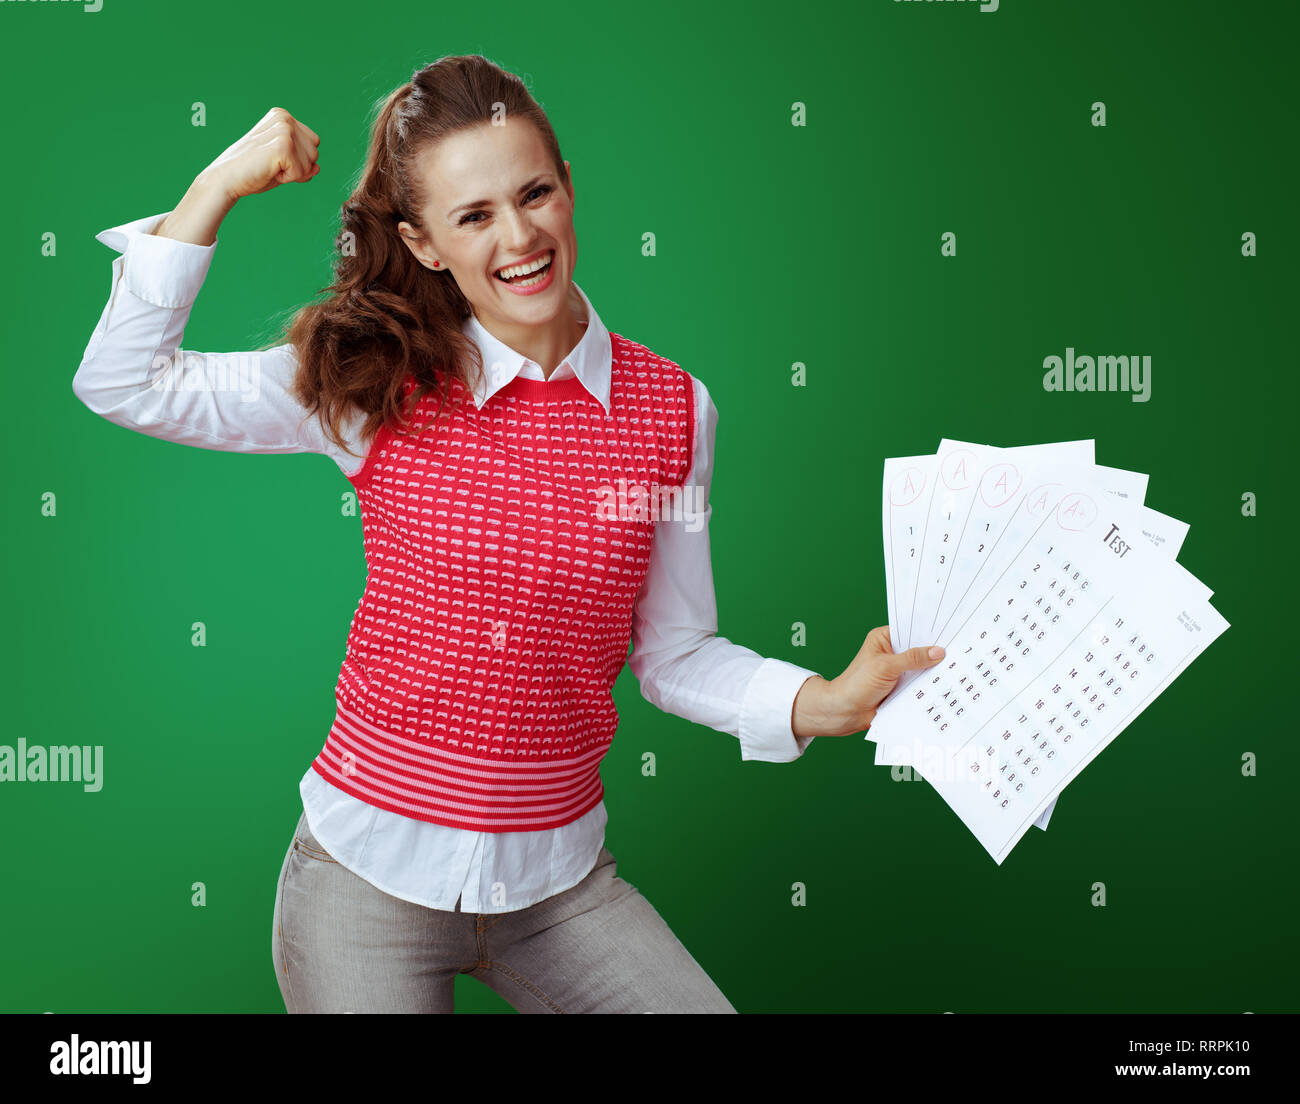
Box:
[856,626,890,665]
[890,644,945,672]
[286,129,318,182]
[297,131,320,178]
[861,625,888,651]
[263,115,314,182]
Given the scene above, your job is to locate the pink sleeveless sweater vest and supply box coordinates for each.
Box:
[310,332,696,831]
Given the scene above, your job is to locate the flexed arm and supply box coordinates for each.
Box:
[72,109,365,476]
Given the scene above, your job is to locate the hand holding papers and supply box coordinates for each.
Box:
[869,439,1228,864]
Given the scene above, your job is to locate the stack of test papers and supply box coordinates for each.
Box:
[869,438,1228,864]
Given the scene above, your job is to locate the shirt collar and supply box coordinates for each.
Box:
[461,280,611,412]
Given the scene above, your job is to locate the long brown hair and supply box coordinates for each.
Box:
[281,55,569,465]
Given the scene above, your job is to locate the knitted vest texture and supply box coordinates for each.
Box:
[310,333,696,831]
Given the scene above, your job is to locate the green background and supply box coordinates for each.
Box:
[1,0,1293,1013]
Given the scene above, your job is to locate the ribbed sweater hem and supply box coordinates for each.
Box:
[309,702,609,832]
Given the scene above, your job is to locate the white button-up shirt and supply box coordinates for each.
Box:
[74,210,822,913]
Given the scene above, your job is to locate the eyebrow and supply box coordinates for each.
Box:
[448,175,552,220]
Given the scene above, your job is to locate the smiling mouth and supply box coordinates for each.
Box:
[494,250,555,285]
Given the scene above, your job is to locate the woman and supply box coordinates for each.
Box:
[73,55,944,1014]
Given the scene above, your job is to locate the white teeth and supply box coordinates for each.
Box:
[495,251,553,279]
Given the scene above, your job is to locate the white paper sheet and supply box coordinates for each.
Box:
[871,461,1227,863]
[874,441,1209,838]
[878,441,1095,831]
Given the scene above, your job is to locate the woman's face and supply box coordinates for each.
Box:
[398,119,576,332]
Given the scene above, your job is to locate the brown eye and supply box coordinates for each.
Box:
[460,186,549,226]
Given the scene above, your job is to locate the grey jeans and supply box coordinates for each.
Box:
[272,808,737,1013]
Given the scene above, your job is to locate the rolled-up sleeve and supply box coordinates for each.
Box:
[628,373,822,763]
